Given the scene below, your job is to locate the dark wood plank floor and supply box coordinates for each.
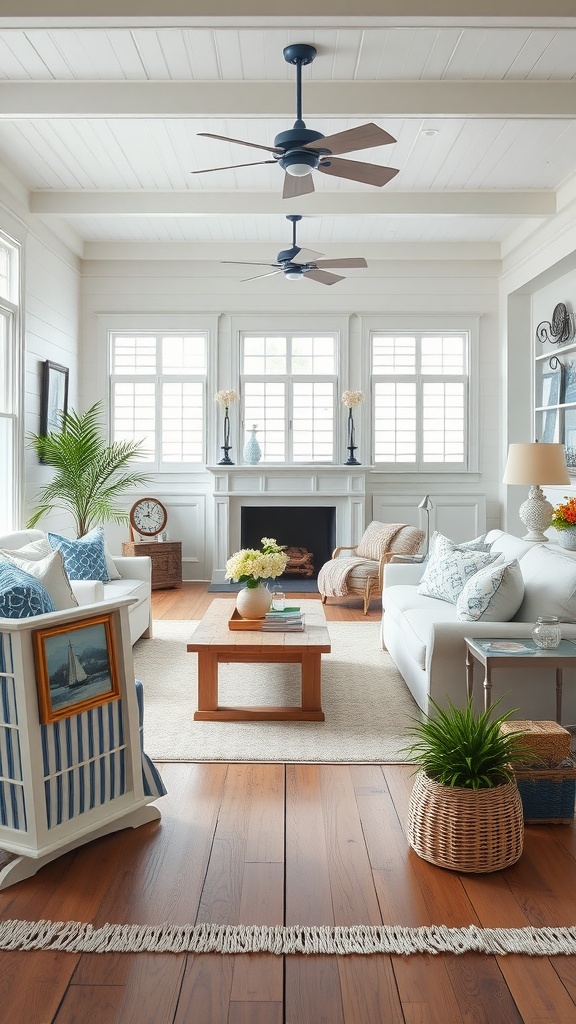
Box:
[0,584,574,1024]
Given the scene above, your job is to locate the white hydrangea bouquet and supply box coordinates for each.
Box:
[215,388,238,409]
[225,537,288,589]
[341,389,364,408]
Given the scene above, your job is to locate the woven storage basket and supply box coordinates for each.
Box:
[514,755,576,824]
[500,721,571,768]
[407,771,524,873]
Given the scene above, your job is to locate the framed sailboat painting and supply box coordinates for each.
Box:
[32,612,120,723]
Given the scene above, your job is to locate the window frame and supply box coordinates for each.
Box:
[0,230,21,533]
[365,315,479,474]
[106,317,216,473]
[239,330,339,464]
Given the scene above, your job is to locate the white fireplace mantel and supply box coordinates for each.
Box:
[207,465,369,583]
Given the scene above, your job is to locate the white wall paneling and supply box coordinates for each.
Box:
[372,491,487,544]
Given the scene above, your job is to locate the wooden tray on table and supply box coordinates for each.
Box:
[228,609,264,630]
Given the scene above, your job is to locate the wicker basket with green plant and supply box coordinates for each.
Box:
[405,698,527,872]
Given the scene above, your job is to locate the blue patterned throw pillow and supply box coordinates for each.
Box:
[456,559,525,622]
[48,526,110,583]
[0,563,56,618]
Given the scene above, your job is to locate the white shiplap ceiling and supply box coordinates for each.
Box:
[2,5,576,261]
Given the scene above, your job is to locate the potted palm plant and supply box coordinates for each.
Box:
[405,699,525,873]
[26,401,151,537]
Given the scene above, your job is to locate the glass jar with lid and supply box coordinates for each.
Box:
[531,615,562,649]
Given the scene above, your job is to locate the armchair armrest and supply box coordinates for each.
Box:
[331,545,358,559]
[111,555,152,584]
[378,550,398,588]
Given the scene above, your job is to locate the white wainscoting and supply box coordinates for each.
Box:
[372,492,487,546]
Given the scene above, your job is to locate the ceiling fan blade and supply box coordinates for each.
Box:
[242,270,284,283]
[304,123,396,156]
[198,132,281,155]
[314,257,368,269]
[283,173,315,200]
[304,269,345,286]
[222,261,279,267]
[292,247,325,263]
[318,157,399,188]
[192,159,277,175]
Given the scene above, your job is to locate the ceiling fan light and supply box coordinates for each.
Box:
[285,162,313,177]
[280,150,317,177]
[284,268,303,279]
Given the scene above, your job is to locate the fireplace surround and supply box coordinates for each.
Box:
[208,466,367,585]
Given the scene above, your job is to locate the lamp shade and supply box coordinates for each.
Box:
[502,443,570,485]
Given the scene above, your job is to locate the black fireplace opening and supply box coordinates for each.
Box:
[240,506,336,580]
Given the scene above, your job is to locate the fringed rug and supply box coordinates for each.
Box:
[2,920,576,956]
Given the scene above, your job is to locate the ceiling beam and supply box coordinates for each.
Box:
[1,1,576,18]
[82,239,502,261]
[30,190,555,217]
[3,81,576,119]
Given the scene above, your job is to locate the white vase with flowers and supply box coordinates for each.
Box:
[225,537,289,618]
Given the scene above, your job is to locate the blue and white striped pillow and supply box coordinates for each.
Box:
[0,562,56,618]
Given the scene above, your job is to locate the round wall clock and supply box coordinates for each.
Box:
[129,497,168,538]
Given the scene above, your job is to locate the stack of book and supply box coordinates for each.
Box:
[261,606,304,631]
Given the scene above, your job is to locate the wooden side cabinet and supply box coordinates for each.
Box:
[122,540,183,589]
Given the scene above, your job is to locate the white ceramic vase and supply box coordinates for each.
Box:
[244,424,262,465]
[235,581,272,619]
[556,527,576,550]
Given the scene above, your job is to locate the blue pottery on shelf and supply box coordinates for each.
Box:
[244,424,262,465]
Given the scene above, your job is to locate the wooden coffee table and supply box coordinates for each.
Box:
[187,598,331,721]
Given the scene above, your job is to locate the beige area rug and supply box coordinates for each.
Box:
[133,619,420,762]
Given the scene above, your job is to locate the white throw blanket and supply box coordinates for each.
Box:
[318,523,407,598]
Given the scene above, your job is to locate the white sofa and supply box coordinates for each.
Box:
[382,530,576,722]
[0,529,152,644]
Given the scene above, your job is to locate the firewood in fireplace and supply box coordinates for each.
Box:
[284,546,315,577]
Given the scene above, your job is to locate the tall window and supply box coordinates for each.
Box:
[110,332,207,468]
[241,333,337,463]
[0,235,19,532]
[372,332,468,468]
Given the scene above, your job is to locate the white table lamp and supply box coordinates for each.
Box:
[502,443,570,542]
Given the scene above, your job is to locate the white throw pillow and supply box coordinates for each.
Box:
[428,531,491,558]
[104,542,122,581]
[456,559,525,622]
[0,538,52,562]
[516,545,576,623]
[0,547,78,610]
[418,538,500,604]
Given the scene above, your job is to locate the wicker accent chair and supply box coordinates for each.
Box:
[318,521,425,615]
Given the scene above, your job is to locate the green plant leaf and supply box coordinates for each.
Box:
[26,401,153,536]
[403,697,529,789]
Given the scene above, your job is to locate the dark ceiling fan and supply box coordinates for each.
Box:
[193,43,399,200]
[222,214,368,286]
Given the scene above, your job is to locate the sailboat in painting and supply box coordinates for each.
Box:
[67,638,88,688]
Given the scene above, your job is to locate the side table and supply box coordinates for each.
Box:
[464,637,576,724]
[122,540,182,589]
